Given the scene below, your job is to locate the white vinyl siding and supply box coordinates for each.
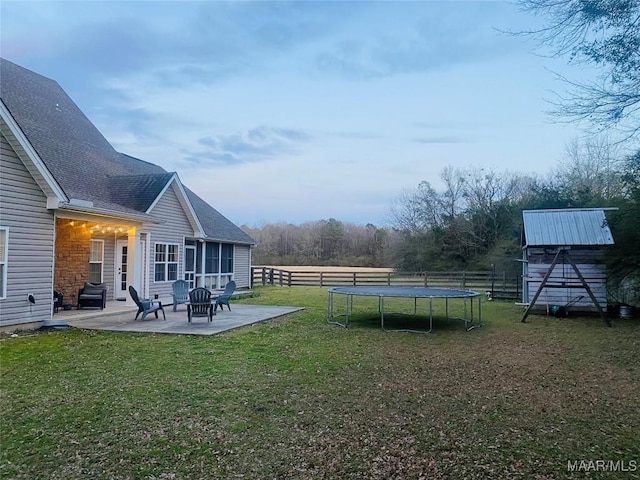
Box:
[0,129,55,326]
[0,228,7,299]
[145,183,192,297]
[234,245,251,288]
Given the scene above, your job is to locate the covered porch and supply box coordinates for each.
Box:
[54,213,147,312]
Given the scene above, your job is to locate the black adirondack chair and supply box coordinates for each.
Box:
[214,281,236,312]
[129,286,166,321]
[172,279,189,312]
[188,287,214,322]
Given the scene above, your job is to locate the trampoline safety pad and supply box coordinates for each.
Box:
[327,286,482,333]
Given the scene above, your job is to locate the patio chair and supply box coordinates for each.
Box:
[53,290,64,314]
[172,279,189,312]
[77,282,107,310]
[214,280,236,312]
[129,286,166,321]
[188,287,214,323]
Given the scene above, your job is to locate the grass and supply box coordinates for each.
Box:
[1,286,639,479]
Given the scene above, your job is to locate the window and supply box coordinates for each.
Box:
[154,243,179,282]
[89,239,104,283]
[205,242,219,274]
[0,228,7,299]
[221,244,234,273]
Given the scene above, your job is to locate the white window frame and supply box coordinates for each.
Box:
[154,242,179,283]
[0,228,7,299]
[221,243,234,274]
[89,239,104,284]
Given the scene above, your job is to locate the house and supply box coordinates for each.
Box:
[0,58,256,328]
[520,208,615,322]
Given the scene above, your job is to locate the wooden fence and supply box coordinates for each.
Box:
[251,267,520,298]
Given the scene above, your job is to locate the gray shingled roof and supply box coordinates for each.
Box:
[522,208,615,247]
[0,58,165,214]
[1,58,254,245]
[185,187,255,245]
[108,173,176,212]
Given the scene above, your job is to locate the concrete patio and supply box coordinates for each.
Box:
[54,301,303,336]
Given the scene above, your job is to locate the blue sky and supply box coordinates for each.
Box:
[1,1,599,227]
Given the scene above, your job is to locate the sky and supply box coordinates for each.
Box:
[0,1,603,227]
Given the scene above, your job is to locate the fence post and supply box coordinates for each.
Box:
[462,271,466,289]
[288,271,292,287]
[388,272,391,286]
[320,272,324,287]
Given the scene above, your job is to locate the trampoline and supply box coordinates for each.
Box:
[327,286,482,333]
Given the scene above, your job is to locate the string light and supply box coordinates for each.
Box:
[67,220,131,235]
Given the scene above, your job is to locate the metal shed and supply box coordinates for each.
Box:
[520,208,615,325]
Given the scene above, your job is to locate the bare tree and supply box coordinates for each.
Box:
[555,136,624,202]
[389,182,440,233]
[516,0,640,139]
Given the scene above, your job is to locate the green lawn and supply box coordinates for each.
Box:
[1,287,639,479]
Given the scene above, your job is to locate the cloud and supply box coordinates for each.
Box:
[185,126,312,165]
[314,2,519,80]
[332,131,383,140]
[411,136,468,144]
[1,2,354,87]
[2,1,521,91]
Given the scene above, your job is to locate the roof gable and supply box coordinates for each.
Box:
[185,187,255,245]
[0,58,165,214]
[522,208,615,247]
[0,101,67,205]
[108,173,176,212]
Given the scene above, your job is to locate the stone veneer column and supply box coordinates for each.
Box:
[54,218,91,306]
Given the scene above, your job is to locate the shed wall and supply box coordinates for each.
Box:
[523,248,608,312]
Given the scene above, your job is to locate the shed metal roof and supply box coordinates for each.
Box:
[522,208,615,247]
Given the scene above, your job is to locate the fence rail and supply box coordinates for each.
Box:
[251,267,520,298]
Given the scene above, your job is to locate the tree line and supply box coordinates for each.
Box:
[242,138,639,285]
[241,218,398,268]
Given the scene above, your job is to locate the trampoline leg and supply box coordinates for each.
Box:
[326,290,350,328]
[466,295,482,331]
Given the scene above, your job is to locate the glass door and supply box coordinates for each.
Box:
[184,245,196,288]
[115,240,128,300]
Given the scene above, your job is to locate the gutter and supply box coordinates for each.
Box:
[56,202,162,224]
